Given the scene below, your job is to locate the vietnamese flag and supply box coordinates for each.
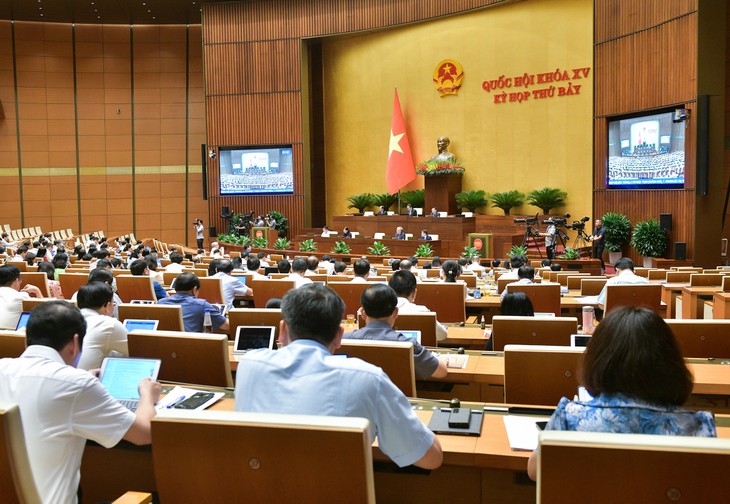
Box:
[386,89,416,195]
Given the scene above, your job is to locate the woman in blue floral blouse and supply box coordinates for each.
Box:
[527,306,716,479]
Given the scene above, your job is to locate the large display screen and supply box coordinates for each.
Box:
[219,145,294,195]
[607,109,685,189]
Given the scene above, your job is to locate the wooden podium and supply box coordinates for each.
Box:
[251,227,279,246]
[424,174,462,215]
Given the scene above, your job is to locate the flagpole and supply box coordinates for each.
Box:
[397,190,401,214]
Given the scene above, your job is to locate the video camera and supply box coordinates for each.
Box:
[570,216,590,231]
[542,213,570,227]
[514,215,538,224]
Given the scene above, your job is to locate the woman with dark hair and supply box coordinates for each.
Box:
[500,291,534,317]
[527,306,716,479]
[441,260,461,283]
[37,261,63,299]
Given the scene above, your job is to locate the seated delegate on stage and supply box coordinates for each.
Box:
[527,306,717,480]
[376,205,387,216]
[341,226,352,238]
[405,203,418,217]
[393,226,406,240]
[234,284,443,469]
[429,207,439,217]
[419,229,432,241]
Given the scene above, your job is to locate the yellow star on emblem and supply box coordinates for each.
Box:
[388,129,404,158]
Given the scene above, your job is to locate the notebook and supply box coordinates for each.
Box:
[233,326,276,354]
[123,319,159,332]
[15,311,31,330]
[99,357,161,411]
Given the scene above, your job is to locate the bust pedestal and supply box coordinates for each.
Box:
[424,174,462,215]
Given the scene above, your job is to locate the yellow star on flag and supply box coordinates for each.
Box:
[388,129,404,159]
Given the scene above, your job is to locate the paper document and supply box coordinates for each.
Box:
[574,295,599,305]
[435,353,469,369]
[156,386,224,411]
[503,415,551,451]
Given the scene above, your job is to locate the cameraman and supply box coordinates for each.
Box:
[541,221,557,259]
[590,219,606,271]
[194,219,204,249]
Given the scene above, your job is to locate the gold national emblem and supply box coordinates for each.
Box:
[433,59,464,96]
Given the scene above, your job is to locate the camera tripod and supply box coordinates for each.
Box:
[521,225,543,258]
[572,227,592,250]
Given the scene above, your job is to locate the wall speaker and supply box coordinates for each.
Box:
[201,144,208,200]
[674,242,687,261]
[208,226,217,238]
[659,213,672,232]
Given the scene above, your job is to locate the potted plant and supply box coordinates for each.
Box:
[346,193,374,215]
[251,237,268,249]
[273,237,291,250]
[601,212,631,264]
[368,241,391,256]
[331,241,351,254]
[631,218,668,267]
[526,187,567,215]
[299,239,318,252]
[507,245,528,259]
[371,193,398,212]
[455,190,488,214]
[461,245,480,260]
[559,248,580,260]
[414,243,434,258]
[490,190,525,215]
[400,189,425,210]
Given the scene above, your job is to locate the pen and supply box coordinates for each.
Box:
[167,395,186,409]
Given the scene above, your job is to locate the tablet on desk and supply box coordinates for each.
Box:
[123,319,159,332]
[15,311,31,331]
[570,333,591,347]
[233,326,276,354]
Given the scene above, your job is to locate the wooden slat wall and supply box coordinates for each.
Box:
[202,0,514,238]
[593,0,699,263]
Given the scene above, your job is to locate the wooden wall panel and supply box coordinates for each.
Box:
[595,0,696,42]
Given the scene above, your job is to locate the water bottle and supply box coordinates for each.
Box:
[474,287,482,299]
[582,306,595,334]
[203,308,213,333]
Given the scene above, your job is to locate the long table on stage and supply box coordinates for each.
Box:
[333,214,475,241]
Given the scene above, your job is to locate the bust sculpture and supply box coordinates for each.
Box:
[431,136,457,162]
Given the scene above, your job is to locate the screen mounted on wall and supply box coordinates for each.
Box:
[607,109,685,189]
[219,145,294,195]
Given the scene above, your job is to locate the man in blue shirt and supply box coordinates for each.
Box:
[158,273,228,332]
[234,283,443,469]
[344,283,447,380]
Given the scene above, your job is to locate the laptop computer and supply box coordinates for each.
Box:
[400,330,422,344]
[99,357,161,411]
[15,311,31,331]
[123,319,160,332]
[233,326,276,354]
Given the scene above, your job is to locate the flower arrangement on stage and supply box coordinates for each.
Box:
[415,159,465,176]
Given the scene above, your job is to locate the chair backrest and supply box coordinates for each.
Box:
[327,282,370,317]
[115,275,156,303]
[666,319,730,359]
[127,330,233,387]
[19,272,50,298]
[580,278,607,296]
[724,275,730,292]
[567,275,604,290]
[538,431,730,503]
[336,340,416,397]
[198,277,225,305]
[228,308,282,340]
[497,277,516,294]
[118,304,184,332]
[57,273,88,300]
[460,275,477,288]
[0,402,42,504]
[0,332,26,358]
[413,282,466,323]
[162,271,181,287]
[392,312,438,347]
[665,271,692,283]
[504,345,584,406]
[21,298,58,312]
[647,269,668,281]
[152,410,375,503]
[507,283,562,317]
[249,278,296,308]
[492,316,578,351]
[555,272,588,286]
[604,284,662,314]
[689,273,724,287]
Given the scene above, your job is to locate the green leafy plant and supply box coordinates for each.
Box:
[526,187,567,215]
[601,212,631,253]
[368,241,391,256]
[346,193,374,214]
[331,241,351,254]
[217,233,251,246]
[414,243,434,258]
[560,248,580,260]
[631,219,667,257]
[251,237,268,249]
[299,239,318,252]
[508,245,528,258]
[273,237,291,250]
[268,211,288,238]
[371,193,399,211]
[455,190,488,213]
[400,189,425,209]
[461,246,480,260]
[490,190,525,215]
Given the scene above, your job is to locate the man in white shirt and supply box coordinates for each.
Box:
[76,282,128,371]
[350,258,370,283]
[465,256,486,275]
[211,259,253,309]
[165,251,185,273]
[597,257,649,307]
[388,270,448,342]
[289,258,314,289]
[501,265,535,300]
[246,255,269,280]
[0,301,160,503]
[0,264,42,329]
[499,254,528,281]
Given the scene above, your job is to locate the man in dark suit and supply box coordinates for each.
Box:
[393,226,406,240]
[405,204,418,217]
[419,229,432,241]
[376,205,387,216]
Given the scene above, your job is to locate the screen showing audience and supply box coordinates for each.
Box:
[219,146,294,195]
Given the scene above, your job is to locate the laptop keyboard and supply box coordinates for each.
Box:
[119,400,138,412]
